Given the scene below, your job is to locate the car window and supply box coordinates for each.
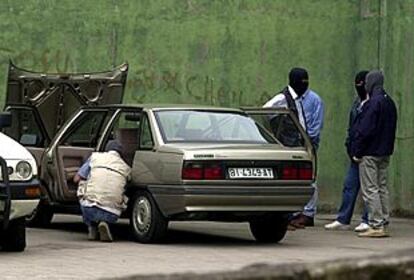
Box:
[101,110,141,165]
[250,113,305,147]
[2,108,47,147]
[61,111,108,147]
[155,110,276,143]
[139,114,154,150]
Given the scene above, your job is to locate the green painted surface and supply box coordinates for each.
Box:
[0,0,412,213]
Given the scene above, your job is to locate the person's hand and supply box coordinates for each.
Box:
[352,156,362,163]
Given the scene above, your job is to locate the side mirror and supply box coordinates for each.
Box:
[0,112,12,129]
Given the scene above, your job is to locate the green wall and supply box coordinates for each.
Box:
[0,0,413,214]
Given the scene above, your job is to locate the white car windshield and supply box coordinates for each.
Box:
[155,110,276,144]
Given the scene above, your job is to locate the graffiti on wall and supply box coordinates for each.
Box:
[127,68,272,106]
[0,48,272,106]
[0,47,74,73]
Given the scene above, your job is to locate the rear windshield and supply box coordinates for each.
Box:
[154,110,276,144]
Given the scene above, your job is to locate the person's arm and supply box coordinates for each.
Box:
[73,158,91,183]
[352,101,379,158]
[307,98,324,149]
[263,93,287,108]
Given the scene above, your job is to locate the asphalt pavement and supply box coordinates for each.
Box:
[0,214,413,279]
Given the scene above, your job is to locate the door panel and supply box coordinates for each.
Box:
[57,146,93,196]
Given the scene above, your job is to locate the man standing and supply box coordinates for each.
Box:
[351,70,397,238]
[74,140,131,242]
[325,71,369,232]
[264,67,324,228]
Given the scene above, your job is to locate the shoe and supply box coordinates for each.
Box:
[354,222,370,233]
[87,226,99,241]
[324,221,350,230]
[290,214,314,228]
[98,222,113,242]
[357,227,389,238]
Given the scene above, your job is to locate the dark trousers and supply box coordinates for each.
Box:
[336,162,368,225]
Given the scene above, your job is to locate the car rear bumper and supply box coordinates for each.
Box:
[147,184,315,217]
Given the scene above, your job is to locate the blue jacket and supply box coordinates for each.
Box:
[351,84,397,158]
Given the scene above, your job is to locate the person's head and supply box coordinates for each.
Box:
[289,67,309,97]
[354,70,369,100]
[105,140,124,156]
[365,70,384,95]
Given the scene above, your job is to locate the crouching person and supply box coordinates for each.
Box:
[74,140,131,242]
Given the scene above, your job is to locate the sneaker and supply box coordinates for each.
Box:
[357,227,389,238]
[354,222,370,233]
[324,221,350,230]
[98,222,113,242]
[87,226,99,241]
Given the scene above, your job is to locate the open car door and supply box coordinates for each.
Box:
[242,107,316,175]
[2,61,128,203]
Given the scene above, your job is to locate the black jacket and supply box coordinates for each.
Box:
[345,98,361,158]
[351,78,397,158]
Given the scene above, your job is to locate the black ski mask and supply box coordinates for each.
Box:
[354,70,369,100]
[289,68,309,97]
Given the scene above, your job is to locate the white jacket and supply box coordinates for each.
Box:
[81,151,131,216]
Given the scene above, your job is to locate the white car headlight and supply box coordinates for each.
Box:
[15,161,32,180]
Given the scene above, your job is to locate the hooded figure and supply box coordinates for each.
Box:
[365,70,384,96]
[289,67,309,97]
[351,70,397,237]
[351,70,397,158]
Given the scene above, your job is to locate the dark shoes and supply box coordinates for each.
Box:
[289,213,314,229]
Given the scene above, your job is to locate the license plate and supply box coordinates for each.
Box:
[228,168,274,179]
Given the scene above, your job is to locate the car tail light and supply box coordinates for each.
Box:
[182,161,224,180]
[281,163,313,180]
[204,164,223,180]
[298,167,313,180]
[182,163,203,180]
[281,166,298,180]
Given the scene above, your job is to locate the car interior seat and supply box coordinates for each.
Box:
[115,128,139,166]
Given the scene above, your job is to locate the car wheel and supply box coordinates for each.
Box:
[249,215,288,243]
[1,218,26,252]
[130,191,168,243]
[26,200,54,227]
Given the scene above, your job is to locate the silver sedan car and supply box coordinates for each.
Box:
[4,62,315,244]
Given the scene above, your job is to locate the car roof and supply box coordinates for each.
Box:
[90,103,244,113]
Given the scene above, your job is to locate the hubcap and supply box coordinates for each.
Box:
[133,196,152,235]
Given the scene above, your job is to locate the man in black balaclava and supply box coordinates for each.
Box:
[289,67,309,97]
[325,71,370,232]
[264,67,324,229]
[351,70,397,238]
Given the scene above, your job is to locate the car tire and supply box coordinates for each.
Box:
[26,201,54,227]
[130,191,168,243]
[249,215,288,243]
[1,218,26,252]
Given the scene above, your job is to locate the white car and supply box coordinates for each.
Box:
[0,112,40,252]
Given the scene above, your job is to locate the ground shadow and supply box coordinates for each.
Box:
[35,218,280,247]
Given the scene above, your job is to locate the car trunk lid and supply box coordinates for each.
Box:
[4,61,128,141]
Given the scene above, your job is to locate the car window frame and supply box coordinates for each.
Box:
[138,112,155,151]
[58,108,110,148]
